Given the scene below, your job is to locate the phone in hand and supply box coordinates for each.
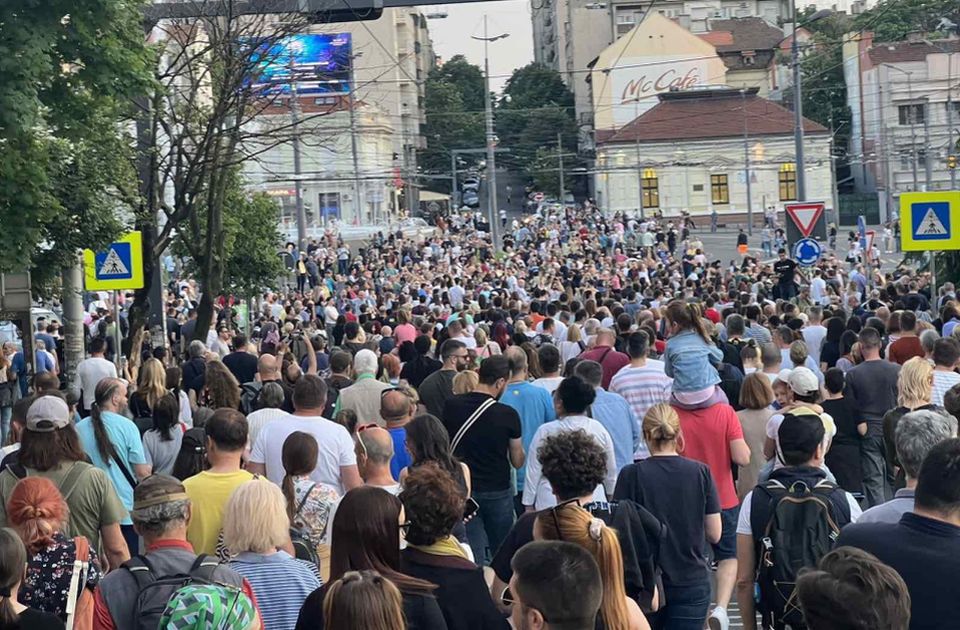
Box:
[463,497,480,522]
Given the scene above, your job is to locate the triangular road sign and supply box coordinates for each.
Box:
[916,207,948,236]
[98,248,129,277]
[785,203,824,237]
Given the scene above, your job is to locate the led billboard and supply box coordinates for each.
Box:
[249,33,352,96]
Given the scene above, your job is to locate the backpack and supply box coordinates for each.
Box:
[239,381,262,416]
[122,554,220,630]
[752,478,843,629]
[171,428,207,481]
[64,536,94,630]
[289,483,321,566]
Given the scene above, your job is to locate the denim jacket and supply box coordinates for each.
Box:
[664,330,722,392]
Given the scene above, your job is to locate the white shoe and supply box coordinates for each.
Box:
[708,606,729,630]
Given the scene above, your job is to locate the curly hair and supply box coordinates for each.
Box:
[399,463,464,546]
[538,430,607,501]
[204,360,240,410]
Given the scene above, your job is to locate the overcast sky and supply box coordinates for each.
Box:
[422,0,534,93]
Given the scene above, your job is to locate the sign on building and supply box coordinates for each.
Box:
[83,231,145,291]
[900,192,960,251]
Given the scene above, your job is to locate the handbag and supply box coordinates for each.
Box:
[65,536,94,630]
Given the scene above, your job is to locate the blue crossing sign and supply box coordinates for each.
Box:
[83,231,145,290]
[901,192,960,251]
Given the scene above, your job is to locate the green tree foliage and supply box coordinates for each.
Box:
[854,0,959,43]
[420,55,486,178]
[529,147,562,198]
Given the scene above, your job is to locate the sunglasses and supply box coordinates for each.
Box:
[548,498,580,541]
[356,424,380,458]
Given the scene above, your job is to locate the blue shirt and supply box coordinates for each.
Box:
[590,388,641,473]
[76,410,146,525]
[501,381,556,491]
[388,426,411,480]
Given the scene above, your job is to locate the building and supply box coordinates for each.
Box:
[594,88,834,218]
[244,9,436,228]
[843,32,960,220]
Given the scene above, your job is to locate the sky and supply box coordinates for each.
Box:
[421,0,534,93]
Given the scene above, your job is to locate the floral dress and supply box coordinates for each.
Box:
[19,531,103,619]
[291,476,340,549]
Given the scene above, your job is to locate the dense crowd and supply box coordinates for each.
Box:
[0,204,956,630]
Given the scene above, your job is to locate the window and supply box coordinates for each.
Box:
[711,174,729,204]
[641,169,659,208]
[779,163,797,201]
[899,149,926,170]
[898,104,925,125]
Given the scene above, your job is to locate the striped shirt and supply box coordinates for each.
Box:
[932,370,960,407]
[609,364,673,459]
[227,551,321,630]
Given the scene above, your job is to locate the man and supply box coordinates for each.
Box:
[735,413,861,630]
[222,334,257,384]
[335,349,392,427]
[249,374,361,493]
[674,392,750,630]
[574,360,639,474]
[399,334,441,389]
[509,541,602,630]
[239,353,294,414]
[502,347,556,509]
[844,327,900,507]
[531,344,563,394]
[743,305,772,345]
[76,337,117,415]
[380,388,414,480]
[181,340,207,394]
[577,328,629,389]
[773,248,803,301]
[322,350,353,418]
[355,426,400,495]
[809,269,828,306]
[442,355,524,563]
[860,408,957,524]
[609,331,672,460]
[418,339,468,419]
[210,324,231,358]
[776,326,821,379]
[719,314,748,372]
[93,475,257,629]
[76,378,151,554]
[447,319,477,350]
[759,342,781,383]
[245,382,287,454]
[837,438,960,630]
[182,408,255,555]
[341,321,375,355]
[903,281,930,313]
[931,337,960,406]
[888,310,924,364]
[522,376,616,511]
[801,306,827,367]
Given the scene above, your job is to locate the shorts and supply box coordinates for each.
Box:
[711,506,740,561]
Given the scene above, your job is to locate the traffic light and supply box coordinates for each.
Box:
[949,155,958,170]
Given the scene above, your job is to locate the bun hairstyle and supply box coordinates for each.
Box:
[6,477,68,555]
[0,528,26,627]
[643,403,681,447]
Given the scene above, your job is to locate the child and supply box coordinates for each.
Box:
[663,301,724,409]
[740,341,761,374]
[820,367,863,494]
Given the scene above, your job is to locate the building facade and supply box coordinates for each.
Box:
[594,88,834,218]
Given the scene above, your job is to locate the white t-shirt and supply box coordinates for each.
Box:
[802,325,827,366]
[766,409,836,472]
[246,407,290,453]
[531,376,563,394]
[250,414,357,494]
[737,487,862,535]
[76,357,118,410]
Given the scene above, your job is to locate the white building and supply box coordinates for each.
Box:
[594,88,834,220]
[843,32,960,220]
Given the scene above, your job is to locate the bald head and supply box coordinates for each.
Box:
[504,345,527,377]
[358,427,394,466]
[380,389,412,425]
[258,353,280,379]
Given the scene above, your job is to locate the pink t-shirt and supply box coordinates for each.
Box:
[394,323,417,345]
[675,402,744,510]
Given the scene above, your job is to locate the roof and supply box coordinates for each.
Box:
[598,89,828,144]
[698,18,784,53]
[868,39,960,64]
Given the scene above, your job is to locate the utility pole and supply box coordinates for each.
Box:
[742,89,754,235]
[557,132,565,200]
[923,97,932,189]
[635,100,644,220]
[290,60,307,247]
[790,0,806,201]
[348,55,363,223]
[450,152,458,203]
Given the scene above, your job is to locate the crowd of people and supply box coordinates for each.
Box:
[0,204,955,630]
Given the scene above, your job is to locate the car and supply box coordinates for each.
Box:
[462,191,480,208]
[461,178,480,192]
[0,306,60,348]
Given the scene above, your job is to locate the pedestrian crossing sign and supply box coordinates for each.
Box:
[900,192,960,251]
[83,231,145,290]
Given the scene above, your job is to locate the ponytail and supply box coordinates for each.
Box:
[91,379,122,464]
[281,473,297,522]
[665,301,712,343]
[0,528,26,629]
[592,519,630,630]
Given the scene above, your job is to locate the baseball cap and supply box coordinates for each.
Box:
[787,367,820,396]
[25,396,71,432]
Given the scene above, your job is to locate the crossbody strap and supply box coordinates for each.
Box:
[451,398,497,453]
[294,483,318,519]
[64,537,89,630]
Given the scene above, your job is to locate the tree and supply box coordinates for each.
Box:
[529,147,562,197]
[854,0,959,43]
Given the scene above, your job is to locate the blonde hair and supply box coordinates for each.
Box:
[535,504,630,630]
[566,323,582,344]
[739,372,775,410]
[642,403,681,448]
[452,370,479,395]
[138,358,168,410]
[474,327,488,346]
[222,480,290,554]
[897,356,933,407]
[789,341,809,367]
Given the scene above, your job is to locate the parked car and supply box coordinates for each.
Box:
[462,191,480,208]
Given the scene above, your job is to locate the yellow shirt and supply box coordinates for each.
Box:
[182,469,254,555]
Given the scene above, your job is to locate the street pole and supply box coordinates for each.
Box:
[348,56,363,223]
[290,63,307,247]
[790,0,806,201]
[742,89,754,235]
[948,50,957,190]
[479,15,502,246]
[635,100,644,220]
[557,132,565,200]
[450,152,458,203]
[923,97,932,189]
[61,257,84,391]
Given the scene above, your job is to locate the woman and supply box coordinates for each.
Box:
[474,328,501,360]
[451,371,478,396]
[379,354,401,386]
[0,395,128,571]
[0,527,63,629]
[322,570,405,630]
[129,358,166,420]
[142,394,185,476]
[736,373,775,499]
[835,330,859,374]
[394,310,417,347]
[7,477,102,620]
[818,317,846,372]
[535,503,649,630]
[295,487,447,630]
[224,480,321,630]
[399,465,507,630]
[883,356,937,490]
[614,404,721,630]
[520,342,542,379]
[400,414,471,498]
[0,352,16,447]
[166,366,193,427]
[281,432,339,559]
[192,360,241,420]
[560,323,586,365]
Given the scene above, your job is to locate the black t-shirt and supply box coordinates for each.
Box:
[614,456,720,587]
[822,397,859,446]
[223,351,258,386]
[18,608,65,630]
[442,392,521,493]
[773,258,798,285]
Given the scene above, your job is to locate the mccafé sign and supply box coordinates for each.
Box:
[608,56,723,126]
[620,66,702,102]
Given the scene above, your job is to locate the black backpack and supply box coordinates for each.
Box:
[290,482,321,567]
[122,554,220,630]
[752,478,843,629]
[239,381,263,416]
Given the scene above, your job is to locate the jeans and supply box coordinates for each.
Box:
[649,581,711,630]
[0,406,11,446]
[465,487,515,566]
[860,435,890,507]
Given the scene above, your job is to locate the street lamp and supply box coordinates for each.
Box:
[790,6,832,201]
[471,17,509,247]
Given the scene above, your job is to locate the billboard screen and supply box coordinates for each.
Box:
[249,33,352,96]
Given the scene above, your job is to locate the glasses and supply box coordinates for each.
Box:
[399,521,412,534]
[500,586,514,607]
[356,423,379,458]
[548,498,580,542]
